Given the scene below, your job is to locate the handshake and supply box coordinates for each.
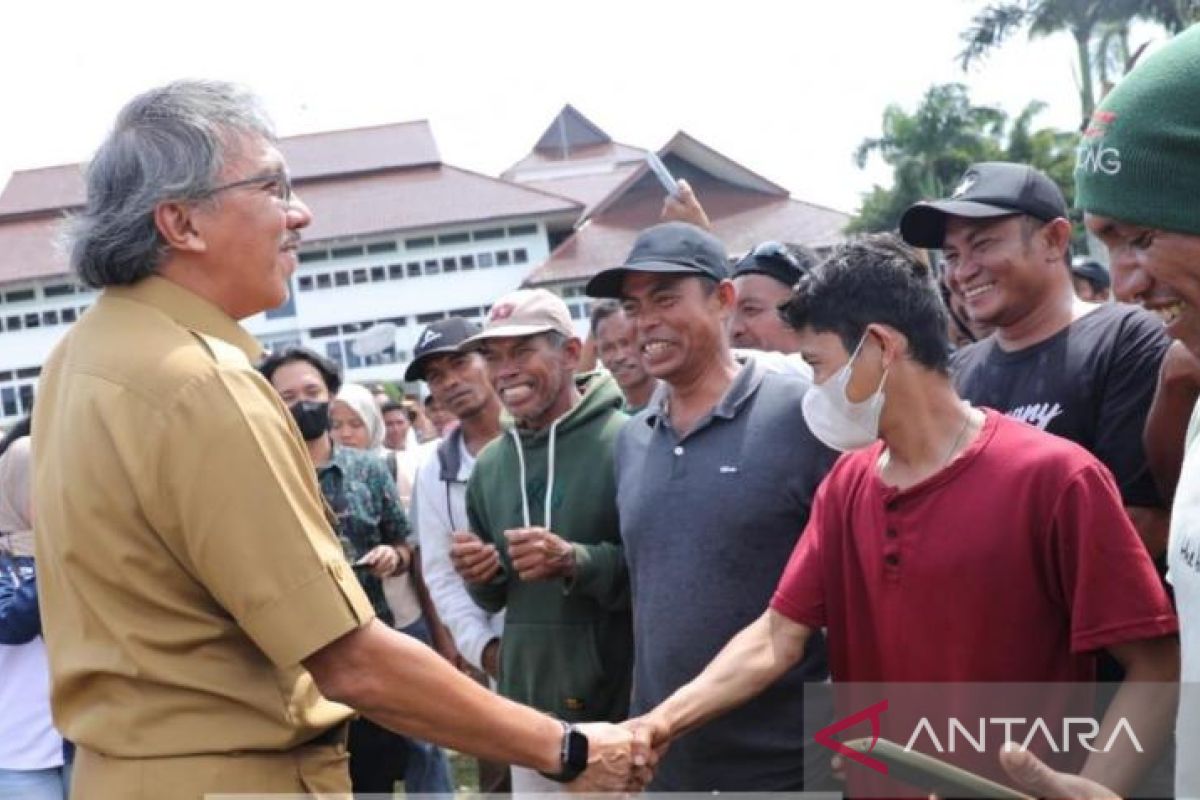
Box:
[565,711,674,793]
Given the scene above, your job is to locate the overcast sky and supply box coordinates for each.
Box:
[0,1,1172,215]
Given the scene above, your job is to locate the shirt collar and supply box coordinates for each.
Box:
[105,276,264,362]
[643,355,766,428]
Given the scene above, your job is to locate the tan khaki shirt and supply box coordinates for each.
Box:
[32,276,374,757]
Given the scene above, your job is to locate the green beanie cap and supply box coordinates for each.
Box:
[1075,25,1200,235]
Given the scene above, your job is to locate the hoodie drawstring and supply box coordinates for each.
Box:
[509,418,562,531]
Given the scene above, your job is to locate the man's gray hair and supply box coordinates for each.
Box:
[66,80,276,288]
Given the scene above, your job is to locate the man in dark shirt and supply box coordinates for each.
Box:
[900,162,1170,559]
[587,222,837,791]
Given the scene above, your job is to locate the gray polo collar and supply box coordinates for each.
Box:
[644,356,766,430]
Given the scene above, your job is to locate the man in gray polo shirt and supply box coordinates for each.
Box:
[586,222,837,791]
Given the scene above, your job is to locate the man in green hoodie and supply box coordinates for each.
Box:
[450,288,633,794]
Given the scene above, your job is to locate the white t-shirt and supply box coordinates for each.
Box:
[1169,401,1200,800]
[0,560,64,770]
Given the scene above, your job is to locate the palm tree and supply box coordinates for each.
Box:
[849,84,1079,233]
[958,0,1187,128]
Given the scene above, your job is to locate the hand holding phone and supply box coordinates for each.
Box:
[645,151,680,198]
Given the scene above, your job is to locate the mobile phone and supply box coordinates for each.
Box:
[645,151,680,198]
[842,738,1033,799]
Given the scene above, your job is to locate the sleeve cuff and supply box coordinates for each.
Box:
[241,559,376,667]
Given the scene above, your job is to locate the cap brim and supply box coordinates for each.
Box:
[403,346,462,381]
[459,323,559,349]
[585,262,709,298]
[899,200,1022,248]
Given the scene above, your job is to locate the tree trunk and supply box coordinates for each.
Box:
[1074,28,1096,130]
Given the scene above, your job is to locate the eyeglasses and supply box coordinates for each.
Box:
[204,169,293,205]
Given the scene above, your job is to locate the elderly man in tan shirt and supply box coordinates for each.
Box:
[31,80,649,799]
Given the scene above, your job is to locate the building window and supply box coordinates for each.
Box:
[460,254,476,270]
[438,232,470,246]
[24,313,39,329]
[1,387,15,417]
[406,236,435,250]
[334,271,350,287]
[449,306,482,319]
[62,308,77,324]
[317,274,332,289]
[325,341,344,365]
[367,241,397,254]
[416,311,446,324]
[5,289,34,304]
[424,259,440,276]
[42,310,59,326]
[496,250,512,266]
[310,326,338,338]
[513,248,528,264]
[478,252,494,268]
[44,283,76,298]
[370,266,386,282]
[388,264,405,280]
[407,262,422,278]
[352,269,368,284]
[331,245,365,259]
[298,276,314,291]
[442,257,458,273]
[15,367,39,380]
[18,385,33,414]
[299,250,329,263]
[473,228,504,241]
[508,223,537,237]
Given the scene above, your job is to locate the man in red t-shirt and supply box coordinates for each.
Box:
[625,234,1179,798]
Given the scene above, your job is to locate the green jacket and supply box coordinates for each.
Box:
[466,372,632,722]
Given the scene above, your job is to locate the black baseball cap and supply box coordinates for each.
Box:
[404,317,482,381]
[900,162,1068,249]
[1070,257,1111,289]
[585,222,729,298]
[732,241,816,288]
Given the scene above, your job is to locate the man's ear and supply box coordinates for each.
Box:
[561,336,583,372]
[153,200,207,254]
[866,323,909,371]
[1040,218,1074,265]
[712,279,737,323]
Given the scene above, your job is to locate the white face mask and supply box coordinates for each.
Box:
[801,334,888,452]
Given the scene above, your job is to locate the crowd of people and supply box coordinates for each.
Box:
[3,22,1200,800]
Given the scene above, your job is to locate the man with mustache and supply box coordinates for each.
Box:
[30,79,648,799]
[586,222,838,790]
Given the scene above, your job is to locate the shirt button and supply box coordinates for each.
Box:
[673,446,684,456]
[884,553,900,567]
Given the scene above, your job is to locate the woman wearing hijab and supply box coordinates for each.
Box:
[330,384,454,795]
[0,429,72,800]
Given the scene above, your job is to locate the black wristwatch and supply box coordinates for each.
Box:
[539,721,589,783]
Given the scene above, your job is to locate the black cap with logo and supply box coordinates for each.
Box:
[900,162,1068,249]
[585,222,729,298]
[404,317,482,381]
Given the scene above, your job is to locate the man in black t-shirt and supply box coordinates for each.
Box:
[900,162,1170,558]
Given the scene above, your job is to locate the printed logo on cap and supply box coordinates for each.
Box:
[417,328,443,349]
[1077,110,1121,176]
[490,303,515,321]
[951,173,977,199]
